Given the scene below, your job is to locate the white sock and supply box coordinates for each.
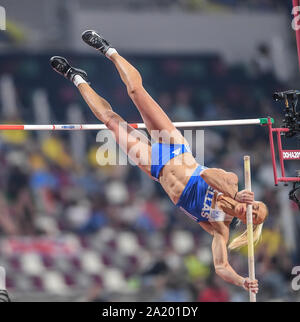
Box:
[73,75,87,87]
[105,48,118,59]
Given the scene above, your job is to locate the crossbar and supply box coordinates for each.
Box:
[0,118,271,131]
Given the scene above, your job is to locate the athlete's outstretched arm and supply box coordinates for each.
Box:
[201,168,255,204]
[211,224,258,293]
[212,230,244,286]
[201,168,239,199]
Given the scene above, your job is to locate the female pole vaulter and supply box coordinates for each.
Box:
[49,30,268,294]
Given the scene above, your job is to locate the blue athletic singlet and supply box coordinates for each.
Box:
[176,165,214,222]
[151,143,232,223]
[151,142,191,180]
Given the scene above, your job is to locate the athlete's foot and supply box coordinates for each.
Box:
[49,56,89,83]
[81,30,112,56]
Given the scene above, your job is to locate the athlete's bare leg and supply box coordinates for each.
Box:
[110,53,183,140]
[81,31,186,145]
[78,83,152,175]
[50,56,152,176]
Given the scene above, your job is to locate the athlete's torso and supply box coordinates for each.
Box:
[150,143,232,223]
[159,152,199,204]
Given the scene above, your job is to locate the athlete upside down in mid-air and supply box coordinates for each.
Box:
[50,30,268,295]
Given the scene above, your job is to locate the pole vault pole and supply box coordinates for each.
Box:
[244,156,256,303]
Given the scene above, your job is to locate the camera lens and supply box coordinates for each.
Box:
[273,92,284,101]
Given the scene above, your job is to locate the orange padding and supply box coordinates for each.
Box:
[0,125,25,130]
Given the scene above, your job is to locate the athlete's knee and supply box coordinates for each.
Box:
[127,74,143,97]
[103,110,123,128]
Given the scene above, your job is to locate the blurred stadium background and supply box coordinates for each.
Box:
[0,0,299,302]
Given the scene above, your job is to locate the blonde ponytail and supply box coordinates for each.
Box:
[228,223,264,250]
